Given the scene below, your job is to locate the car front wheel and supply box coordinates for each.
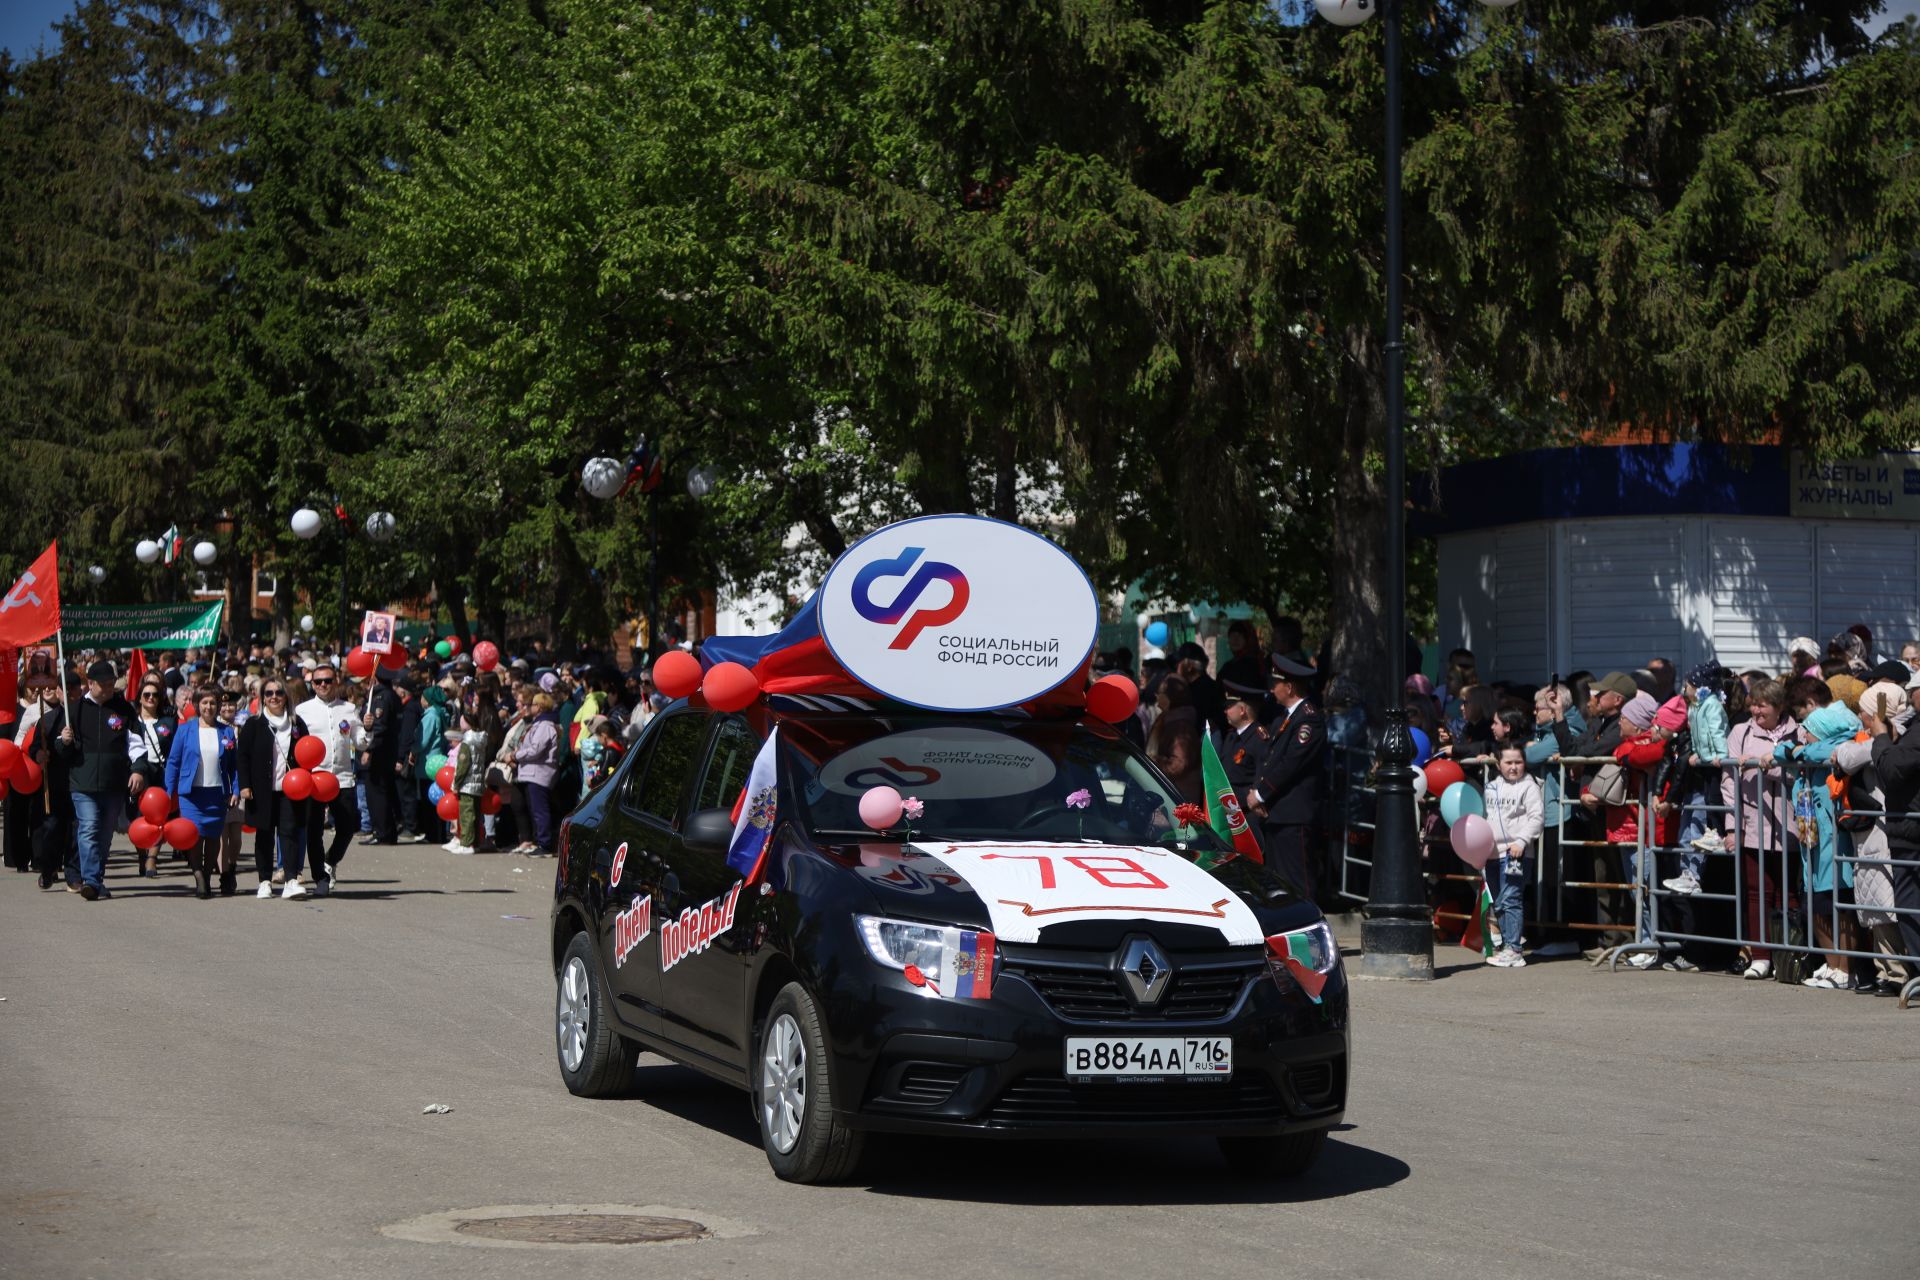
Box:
[754,983,865,1183]
[555,932,637,1097]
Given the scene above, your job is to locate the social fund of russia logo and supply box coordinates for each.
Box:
[818,515,1098,712]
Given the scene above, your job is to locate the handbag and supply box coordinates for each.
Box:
[1587,762,1628,808]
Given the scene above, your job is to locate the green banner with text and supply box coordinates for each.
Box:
[62,602,225,650]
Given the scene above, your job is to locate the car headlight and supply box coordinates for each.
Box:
[855,915,997,999]
[1264,921,1338,1002]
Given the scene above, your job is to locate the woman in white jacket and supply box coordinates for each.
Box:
[1484,744,1545,968]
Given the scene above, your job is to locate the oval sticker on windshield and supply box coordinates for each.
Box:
[816,515,1098,711]
[818,726,1058,798]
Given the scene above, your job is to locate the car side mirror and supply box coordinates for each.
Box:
[682,807,735,855]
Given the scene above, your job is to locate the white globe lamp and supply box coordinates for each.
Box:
[581,456,625,500]
[300,614,315,633]
[135,539,161,565]
[364,511,397,542]
[291,507,323,539]
[1314,0,1376,25]
[686,464,717,499]
[192,540,217,567]
[88,564,106,583]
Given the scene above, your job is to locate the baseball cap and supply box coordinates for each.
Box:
[1596,671,1638,699]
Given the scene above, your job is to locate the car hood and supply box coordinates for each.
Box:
[837,840,1319,951]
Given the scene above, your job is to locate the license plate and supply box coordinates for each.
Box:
[1065,1036,1232,1082]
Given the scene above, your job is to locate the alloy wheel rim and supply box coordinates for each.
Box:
[760,1012,806,1154]
[558,957,590,1072]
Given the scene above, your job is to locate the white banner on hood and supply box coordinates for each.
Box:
[909,841,1264,946]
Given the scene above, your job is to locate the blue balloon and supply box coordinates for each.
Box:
[1410,727,1431,767]
[1439,780,1486,828]
[427,783,445,805]
[1144,620,1170,647]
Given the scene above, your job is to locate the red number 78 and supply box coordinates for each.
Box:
[979,853,1168,890]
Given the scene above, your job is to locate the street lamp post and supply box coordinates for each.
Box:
[1316,0,1518,978]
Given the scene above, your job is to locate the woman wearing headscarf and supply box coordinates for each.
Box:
[514,692,563,854]
[237,674,309,898]
[126,670,179,878]
[163,688,240,899]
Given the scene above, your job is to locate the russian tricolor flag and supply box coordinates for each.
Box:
[943,929,995,1000]
[725,728,781,884]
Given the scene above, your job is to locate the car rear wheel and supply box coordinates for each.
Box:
[755,983,865,1183]
[1218,1129,1327,1179]
[555,932,637,1097]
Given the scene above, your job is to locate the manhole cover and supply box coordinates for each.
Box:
[453,1214,706,1245]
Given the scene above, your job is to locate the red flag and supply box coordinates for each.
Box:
[124,648,147,706]
[0,542,60,648]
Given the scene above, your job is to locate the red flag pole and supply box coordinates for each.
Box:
[50,541,67,701]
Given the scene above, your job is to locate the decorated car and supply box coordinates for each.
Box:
[550,516,1348,1182]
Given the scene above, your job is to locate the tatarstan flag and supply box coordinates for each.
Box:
[1201,730,1264,864]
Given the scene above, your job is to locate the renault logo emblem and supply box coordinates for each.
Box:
[1117,938,1171,1006]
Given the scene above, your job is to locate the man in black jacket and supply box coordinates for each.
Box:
[1249,655,1325,898]
[392,678,425,843]
[359,668,404,845]
[42,659,134,900]
[1862,705,1920,966]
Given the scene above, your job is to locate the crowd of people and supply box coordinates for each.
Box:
[0,639,670,901]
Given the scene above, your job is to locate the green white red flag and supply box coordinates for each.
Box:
[1201,730,1264,864]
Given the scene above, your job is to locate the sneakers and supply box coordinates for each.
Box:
[324,862,339,885]
[446,843,475,855]
[398,832,426,844]
[1660,954,1699,972]
[281,879,308,899]
[440,840,462,853]
[1803,965,1855,990]
[78,882,99,901]
[1487,947,1527,968]
[1624,951,1658,969]
[256,882,275,899]
[1661,871,1702,896]
[1742,959,1772,980]
[1690,831,1727,853]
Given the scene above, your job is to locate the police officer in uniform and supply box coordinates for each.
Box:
[1248,655,1325,898]
[1216,680,1269,805]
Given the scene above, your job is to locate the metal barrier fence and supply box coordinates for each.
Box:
[1326,745,1920,1009]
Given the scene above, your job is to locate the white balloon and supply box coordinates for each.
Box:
[581,456,625,500]
[300,614,315,632]
[88,564,106,583]
[685,464,717,500]
[1314,0,1377,25]
[290,507,323,539]
[364,511,397,542]
[192,540,217,567]
[1410,767,1429,800]
[135,539,161,564]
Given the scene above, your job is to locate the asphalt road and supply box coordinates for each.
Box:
[2,843,1914,1280]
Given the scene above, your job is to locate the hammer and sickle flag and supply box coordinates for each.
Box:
[0,542,60,648]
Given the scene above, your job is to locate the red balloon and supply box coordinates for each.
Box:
[435,764,455,791]
[293,735,326,770]
[446,636,463,656]
[0,778,8,801]
[128,817,161,849]
[652,649,702,700]
[282,768,315,802]
[436,792,461,822]
[380,645,408,671]
[346,646,376,679]
[0,738,18,774]
[1085,674,1141,724]
[1423,759,1466,798]
[479,789,502,816]
[10,758,42,794]
[702,661,761,713]
[309,769,341,803]
[138,785,172,825]
[472,640,500,672]
[163,817,199,850]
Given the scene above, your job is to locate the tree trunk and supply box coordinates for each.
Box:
[992,430,1017,522]
[1327,324,1392,728]
[443,577,471,649]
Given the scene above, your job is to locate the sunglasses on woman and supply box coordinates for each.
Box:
[263,688,286,698]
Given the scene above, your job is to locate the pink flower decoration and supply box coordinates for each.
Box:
[902,796,925,820]
[1066,788,1092,810]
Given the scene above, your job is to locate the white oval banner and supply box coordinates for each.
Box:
[818,726,1058,797]
[817,515,1098,711]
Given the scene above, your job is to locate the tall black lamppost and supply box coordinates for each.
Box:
[1315,0,1520,980]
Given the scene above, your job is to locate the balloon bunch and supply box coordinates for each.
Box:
[649,651,764,713]
[429,757,505,822]
[1422,757,1494,868]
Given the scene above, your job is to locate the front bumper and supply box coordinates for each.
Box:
[824,944,1350,1138]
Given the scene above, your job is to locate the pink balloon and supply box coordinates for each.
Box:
[1449,813,1495,869]
[858,785,905,832]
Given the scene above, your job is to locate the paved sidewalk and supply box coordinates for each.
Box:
[0,844,1913,1279]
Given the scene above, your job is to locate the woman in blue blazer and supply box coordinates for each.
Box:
[164,693,240,899]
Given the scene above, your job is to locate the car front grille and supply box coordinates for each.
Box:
[1015,960,1260,1022]
[984,1074,1288,1126]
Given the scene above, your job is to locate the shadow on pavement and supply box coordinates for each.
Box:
[859,1133,1408,1204]
[628,1061,761,1147]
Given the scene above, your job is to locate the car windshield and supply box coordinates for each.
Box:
[780,714,1230,854]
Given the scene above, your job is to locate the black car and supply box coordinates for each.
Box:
[549,701,1348,1183]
